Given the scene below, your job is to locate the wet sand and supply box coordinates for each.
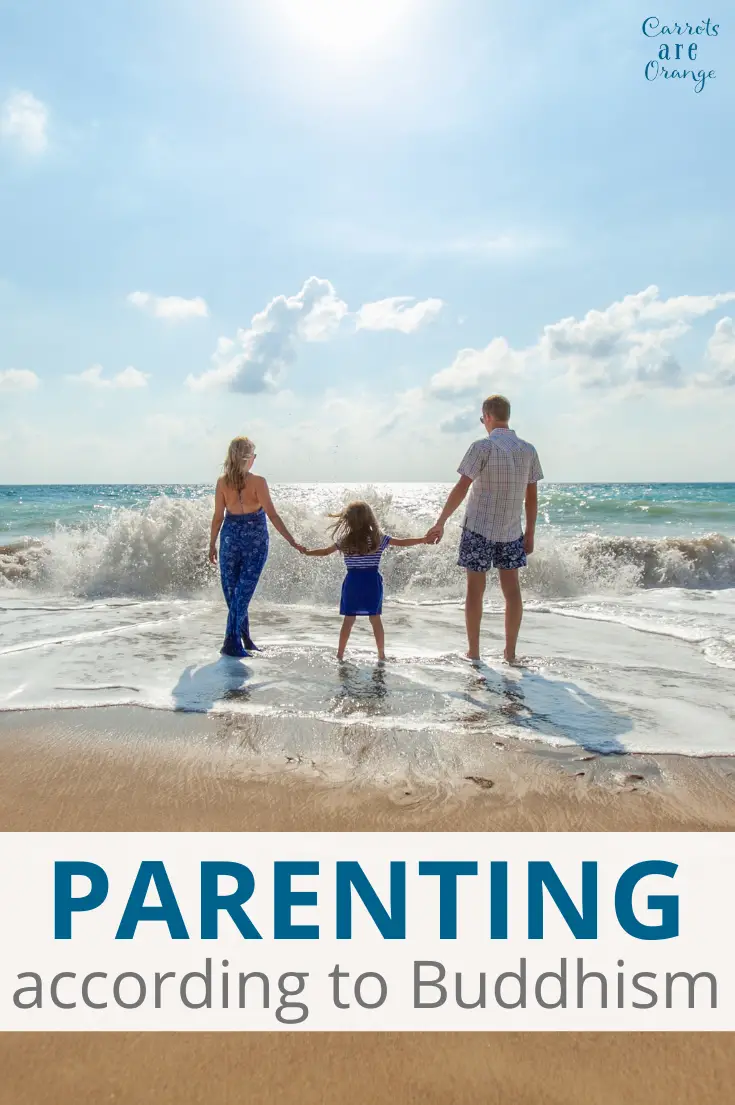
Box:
[1,706,734,1104]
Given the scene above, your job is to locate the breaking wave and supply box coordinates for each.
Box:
[1,492,734,602]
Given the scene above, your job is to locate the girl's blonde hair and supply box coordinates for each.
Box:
[223,436,255,491]
[329,501,381,557]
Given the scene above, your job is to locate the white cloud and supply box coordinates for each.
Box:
[127,291,209,321]
[0,91,48,155]
[430,286,735,403]
[538,287,735,389]
[300,292,349,340]
[66,365,150,390]
[0,368,40,392]
[187,277,348,393]
[375,410,402,436]
[439,408,478,434]
[431,337,527,397]
[181,281,436,396]
[356,296,444,333]
[694,317,735,388]
[374,387,426,436]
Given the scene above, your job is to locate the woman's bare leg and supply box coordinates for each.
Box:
[337,616,356,660]
[369,615,386,661]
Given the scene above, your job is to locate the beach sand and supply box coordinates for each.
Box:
[1,706,734,1104]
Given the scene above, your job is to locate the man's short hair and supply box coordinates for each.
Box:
[482,394,511,421]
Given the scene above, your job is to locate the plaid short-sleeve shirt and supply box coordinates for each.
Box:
[458,428,543,542]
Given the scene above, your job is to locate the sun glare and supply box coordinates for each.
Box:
[276,0,413,54]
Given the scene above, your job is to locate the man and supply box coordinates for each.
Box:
[426,395,543,664]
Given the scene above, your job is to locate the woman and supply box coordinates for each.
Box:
[209,436,304,657]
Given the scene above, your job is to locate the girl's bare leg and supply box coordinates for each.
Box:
[369,615,386,661]
[337,616,356,660]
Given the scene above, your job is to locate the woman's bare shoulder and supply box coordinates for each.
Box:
[249,472,268,488]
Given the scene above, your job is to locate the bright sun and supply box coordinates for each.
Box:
[276,0,413,54]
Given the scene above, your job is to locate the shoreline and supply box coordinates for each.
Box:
[6,697,735,759]
[2,705,735,832]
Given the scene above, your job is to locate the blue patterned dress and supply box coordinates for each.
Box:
[218,509,269,656]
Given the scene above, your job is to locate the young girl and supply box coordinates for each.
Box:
[304,501,426,661]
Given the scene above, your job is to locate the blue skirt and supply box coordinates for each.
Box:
[340,568,383,617]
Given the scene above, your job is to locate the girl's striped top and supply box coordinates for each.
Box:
[341,534,391,569]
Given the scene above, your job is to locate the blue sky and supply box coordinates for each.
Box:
[1,0,733,483]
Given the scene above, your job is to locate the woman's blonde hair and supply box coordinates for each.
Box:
[329,501,381,557]
[223,436,255,491]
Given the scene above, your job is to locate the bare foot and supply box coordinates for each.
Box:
[503,649,518,665]
[464,652,482,665]
[337,652,345,661]
[377,653,386,662]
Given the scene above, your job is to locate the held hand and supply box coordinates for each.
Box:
[208,544,217,565]
[425,523,444,545]
[294,543,308,555]
[523,532,535,556]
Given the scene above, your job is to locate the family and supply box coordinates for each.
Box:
[209,394,543,665]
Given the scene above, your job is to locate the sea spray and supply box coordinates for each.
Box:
[1,490,734,600]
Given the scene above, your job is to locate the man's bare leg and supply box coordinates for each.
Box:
[465,570,486,660]
[499,568,522,662]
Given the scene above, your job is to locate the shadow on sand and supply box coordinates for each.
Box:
[460,662,632,754]
[171,657,253,713]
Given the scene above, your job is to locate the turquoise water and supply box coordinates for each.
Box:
[2,483,734,544]
[0,484,212,543]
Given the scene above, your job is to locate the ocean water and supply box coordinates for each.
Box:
[1,483,734,775]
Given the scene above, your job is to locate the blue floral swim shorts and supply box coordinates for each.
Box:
[457,529,527,572]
